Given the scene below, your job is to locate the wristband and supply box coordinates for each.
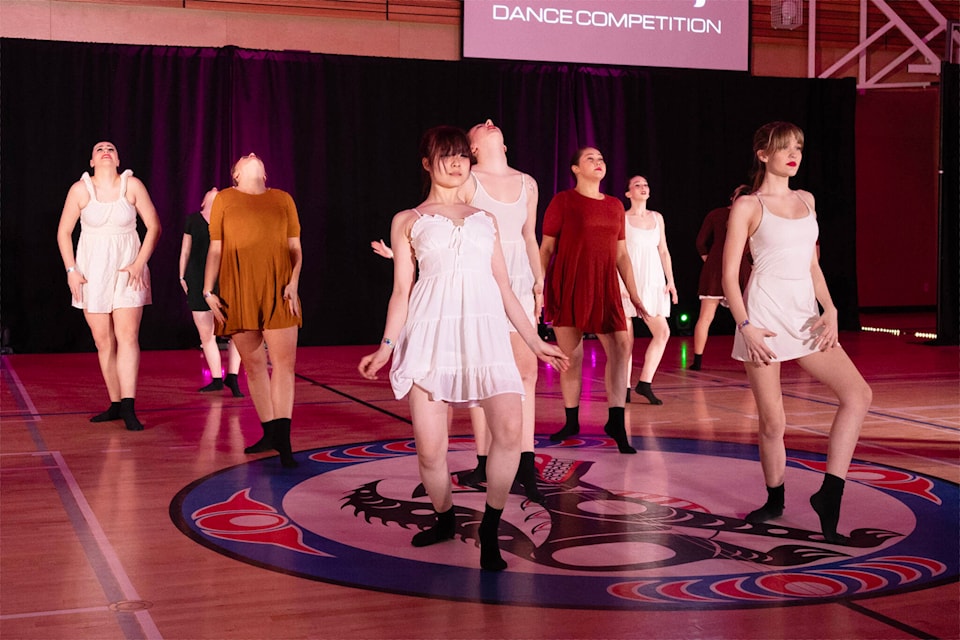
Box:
[179,276,185,281]
[203,291,213,299]
[382,338,395,348]
[66,266,76,274]
[737,318,750,331]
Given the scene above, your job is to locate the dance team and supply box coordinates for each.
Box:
[59,121,871,570]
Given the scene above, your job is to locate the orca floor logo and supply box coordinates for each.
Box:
[170,436,958,609]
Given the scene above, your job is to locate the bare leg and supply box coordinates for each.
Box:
[796,348,872,477]
[596,331,636,453]
[743,362,787,522]
[231,331,272,420]
[549,326,584,441]
[692,298,720,363]
[638,314,670,383]
[596,330,630,409]
[623,319,636,399]
[477,392,523,570]
[193,310,223,378]
[408,386,456,548]
[261,325,299,418]
[798,348,872,542]
[84,311,120,403]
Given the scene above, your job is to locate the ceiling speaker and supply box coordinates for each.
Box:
[771,0,804,30]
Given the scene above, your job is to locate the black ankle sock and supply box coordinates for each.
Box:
[473,455,487,482]
[550,407,580,442]
[90,401,121,423]
[244,419,276,453]
[625,388,632,403]
[224,373,244,398]
[810,473,846,543]
[746,483,784,523]
[689,354,703,371]
[271,418,298,468]
[603,407,636,454]
[119,397,143,431]
[516,451,545,503]
[198,378,223,392]
[479,505,507,571]
[634,381,663,405]
[412,508,456,547]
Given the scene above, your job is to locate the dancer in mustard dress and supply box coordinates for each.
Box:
[723,121,872,543]
[204,154,302,468]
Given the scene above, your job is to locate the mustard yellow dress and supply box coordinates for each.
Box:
[209,187,302,335]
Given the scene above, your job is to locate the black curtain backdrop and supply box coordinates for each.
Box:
[0,38,858,354]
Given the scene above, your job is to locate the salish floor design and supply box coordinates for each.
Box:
[2,325,958,639]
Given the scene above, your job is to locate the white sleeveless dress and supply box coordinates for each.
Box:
[732,193,820,362]
[470,174,537,331]
[619,212,670,318]
[389,211,523,406]
[73,170,151,312]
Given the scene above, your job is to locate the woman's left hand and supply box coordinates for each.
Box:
[810,308,840,351]
[283,282,300,316]
[632,296,649,321]
[120,262,147,291]
[666,282,678,304]
[206,292,226,325]
[531,340,570,372]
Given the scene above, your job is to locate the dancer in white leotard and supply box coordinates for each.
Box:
[722,121,872,543]
[57,141,162,431]
[359,126,568,571]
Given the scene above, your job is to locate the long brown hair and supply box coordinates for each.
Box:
[746,121,804,192]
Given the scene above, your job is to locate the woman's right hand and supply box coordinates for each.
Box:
[67,270,87,304]
[205,292,226,325]
[180,279,189,294]
[741,323,778,365]
[371,239,393,260]
[358,345,392,380]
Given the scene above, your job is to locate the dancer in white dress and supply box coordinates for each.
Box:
[722,121,872,543]
[618,176,677,405]
[359,126,568,571]
[57,141,161,431]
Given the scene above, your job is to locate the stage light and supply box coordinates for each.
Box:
[674,310,693,336]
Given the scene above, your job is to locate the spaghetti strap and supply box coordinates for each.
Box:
[793,191,814,215]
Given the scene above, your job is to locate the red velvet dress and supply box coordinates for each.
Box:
[542,189,627,334]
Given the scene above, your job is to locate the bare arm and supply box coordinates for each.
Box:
[520,174,544,316]
[656,212,678,303]
[616,240,648,319]
[123,177,162,290]
[539,234,556,282]
[722,196,776,363]
[358,211,417,380]
[178,234,192,294]
[56,181,88,303]
[203,240,224,323]
[284,237,303,317]
[490,216,568,369]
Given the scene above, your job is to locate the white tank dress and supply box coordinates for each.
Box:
[389,210,523,406]
[73,170,152,313]
[619,212,670,318]
[732,193,820,363]
[469,174,537,331]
